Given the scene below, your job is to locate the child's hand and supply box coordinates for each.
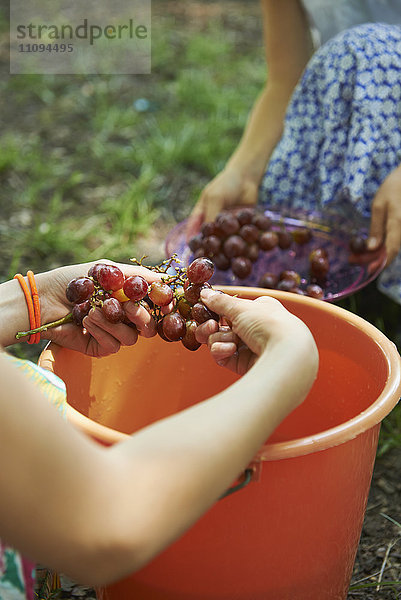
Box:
[37,260,162,357]
[196,289,318,380]
[368,164,401,265]
[186,167,258,240]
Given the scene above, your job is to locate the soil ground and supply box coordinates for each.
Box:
[349,448,401,599]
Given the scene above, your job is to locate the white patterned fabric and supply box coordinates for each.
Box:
[259,23,401,303]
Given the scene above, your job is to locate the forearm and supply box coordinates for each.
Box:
[226,0,312,183]
[109,334,316,577]
[226,81,298,181]
[0,262,115,347]
[0,332,316,585]
[0,272,63,347]
[0,279,29,346]
[0,277,41,347]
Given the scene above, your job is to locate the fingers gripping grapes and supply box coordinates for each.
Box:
[197,290,316,375]
[16,256,222,356]
[16,254,311,371]
[200,291,283,354]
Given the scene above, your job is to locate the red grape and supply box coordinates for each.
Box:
[72,300,91,325]
[66,277,95,304]
[193,248,206,259]
[88,263,108,281]
[191,302,219,324]
[157,319,173,342]
[177,297,192,319]
[279,270,301,286]
[149,282,174,306]
[203,235,221,256]
[213,253,231,271]
[102,298,124,323]
[306,284,324,299]
[184,282,209,305]
[278,230,292,250]
[188,234,203,253]
[187,257,214,284]
[181,320,201,351]
[97,265,125,291]
[239,224,259,244]
[259,272,278,288]
[162,313,186,341]
[237,208,254,226]
[259,231,278,251]
[310,247,328,261]
[201,221,217,237]
[252,213,271,231]
[215,213,240,236]
[246,243,260,262]
[223,235,247,258]
[123,275,149,301]
[349,235,367,254]
[310,256,330,278]
[231,256,252,279]
[277,279,297,292]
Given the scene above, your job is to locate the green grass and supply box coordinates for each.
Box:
[0,9,265,276]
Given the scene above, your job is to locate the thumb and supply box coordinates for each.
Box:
[200,290,281,356]
[368,200,386,250]
[200,289,280,321]
[200,289,247,321]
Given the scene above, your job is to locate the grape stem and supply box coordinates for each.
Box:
[131,253,184,276]
[15,312,73,340]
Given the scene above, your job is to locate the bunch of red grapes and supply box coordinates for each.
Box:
[188,208,329,299]
[65,256,218,351]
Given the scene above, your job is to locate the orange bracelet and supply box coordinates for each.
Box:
[27,271,41,344]
[13,272,40,344]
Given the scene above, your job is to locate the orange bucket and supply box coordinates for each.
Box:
[39,288,401,600]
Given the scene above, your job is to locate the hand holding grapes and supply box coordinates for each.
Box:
[9,256,219,358]
[197,289,319,395]
[186,167,259,240]
[367,163,401,265]
[7,261,163,357]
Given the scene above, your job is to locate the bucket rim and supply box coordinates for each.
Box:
[223,287,401,460]
[38,288,401,461]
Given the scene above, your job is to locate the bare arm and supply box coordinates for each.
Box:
[0,261,161,353]
[0,291,318,586]
[187,0,312,230]
[228,0,313,178]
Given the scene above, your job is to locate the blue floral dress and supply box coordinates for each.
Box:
[259,23,401,303]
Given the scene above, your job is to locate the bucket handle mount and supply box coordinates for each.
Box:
[219,468,253,500]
